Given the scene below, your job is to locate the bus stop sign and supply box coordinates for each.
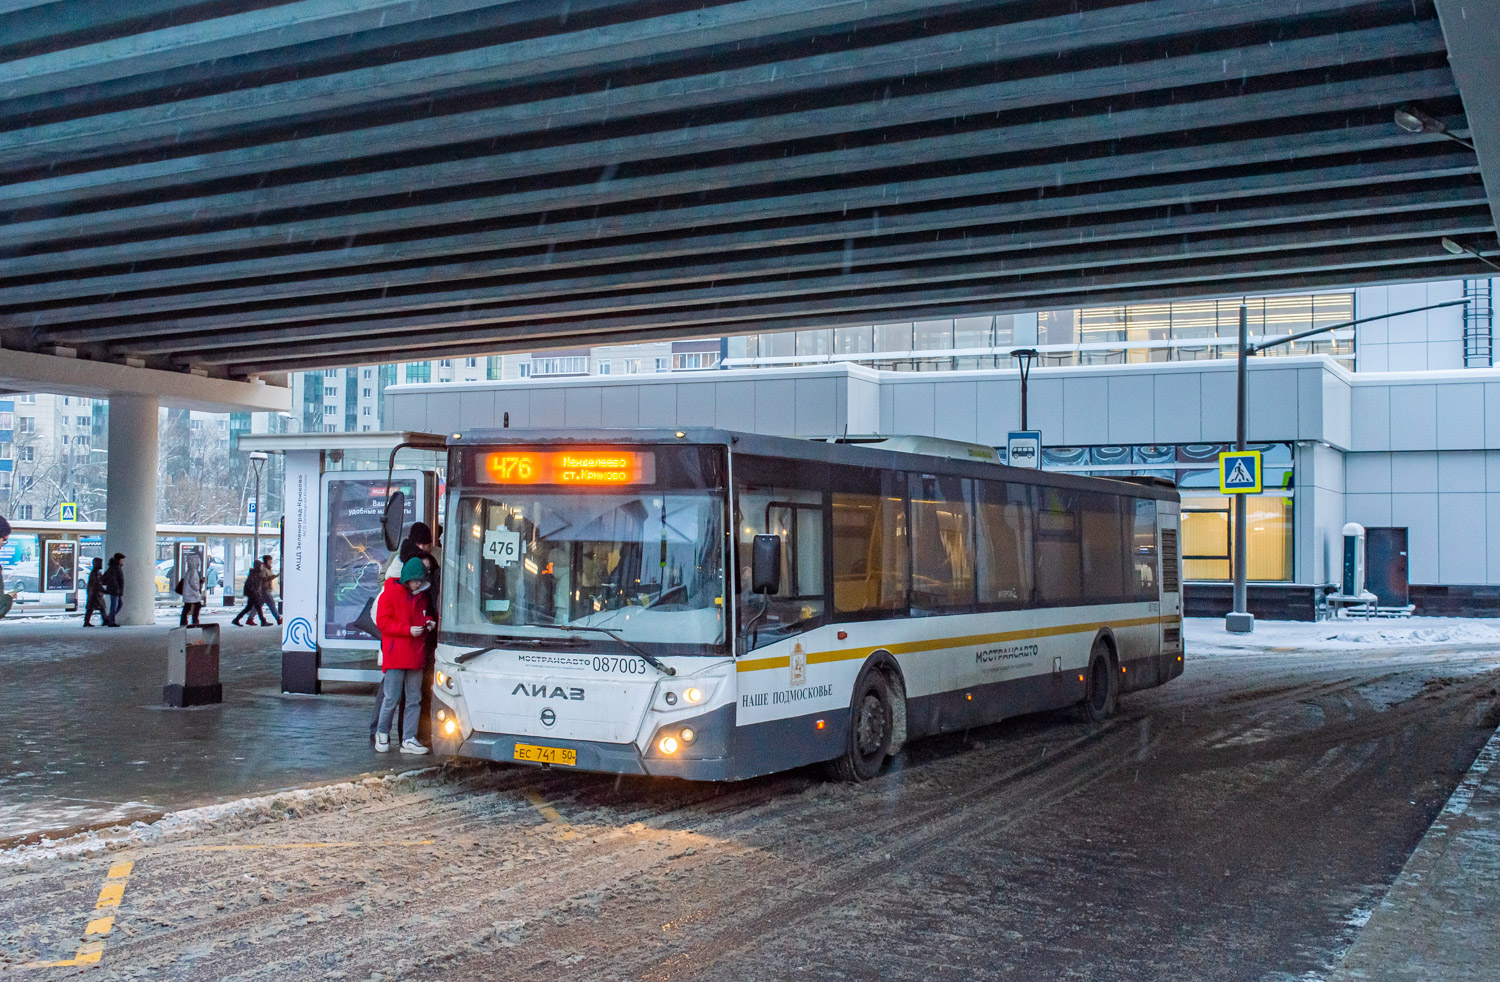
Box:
[1006,431,1041,469]
[1219,451,1262,494]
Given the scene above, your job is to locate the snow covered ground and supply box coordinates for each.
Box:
[1187,616,1500,658]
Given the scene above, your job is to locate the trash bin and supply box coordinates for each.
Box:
[164,624,222,707]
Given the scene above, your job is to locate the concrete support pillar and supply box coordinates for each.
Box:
[104,394,159,626]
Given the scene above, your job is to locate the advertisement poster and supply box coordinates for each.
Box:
[174,542,205,594]
[320,472,421,647]
[0,534,40,593]
[44,540,78,593]
[280,451,321,654]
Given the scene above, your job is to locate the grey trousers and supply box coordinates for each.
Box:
[376,669,423,742]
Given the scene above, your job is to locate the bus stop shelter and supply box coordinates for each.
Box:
[236,432,445,693]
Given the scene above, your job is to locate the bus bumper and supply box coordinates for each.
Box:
[440,704,738,781]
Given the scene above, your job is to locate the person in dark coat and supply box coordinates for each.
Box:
[232,559,268,626]
[82,558,106,626]
[253,554,282,625]
[100,553,126,627]
[0,515,12,620]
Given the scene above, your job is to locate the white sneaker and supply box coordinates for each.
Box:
[399,739,430,756]
[374,733,390,753]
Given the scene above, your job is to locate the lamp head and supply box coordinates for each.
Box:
[1441,237,1467,256]
[1393,106,1431,134]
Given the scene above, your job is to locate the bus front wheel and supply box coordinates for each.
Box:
[1081,641,1119,723]
[830,670,894,782]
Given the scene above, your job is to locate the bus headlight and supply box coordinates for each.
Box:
[680,727,695,744]
[658,735,679,755]
[443,718,458,737]
[653,678,720,711]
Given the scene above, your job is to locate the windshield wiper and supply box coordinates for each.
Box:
[562,625,675,676]
[452,636,585,664]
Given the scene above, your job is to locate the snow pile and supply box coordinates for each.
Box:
[1187,616,1500,658]
[0,765,441,867]
[1321,623,1500,646]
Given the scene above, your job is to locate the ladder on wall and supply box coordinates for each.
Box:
[1464,279,1494,368]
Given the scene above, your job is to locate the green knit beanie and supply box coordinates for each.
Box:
[399,557,428,584]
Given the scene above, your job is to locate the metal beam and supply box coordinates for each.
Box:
[0,0,1372,210]
[0,0,972,166]
[1,102,1463,286]
[2,17,1439,228]
[0,0,521,101]
[184,239,1474,369]
[8,142,1475,310]
[5,63,1457,250]
[72,192,1492,346]
[1435,0,1500,236]
[220,258,1487,375]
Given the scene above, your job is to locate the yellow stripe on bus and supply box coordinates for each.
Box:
[735,614,1176,673]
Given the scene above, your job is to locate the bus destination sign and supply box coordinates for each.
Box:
[483,450,656,486]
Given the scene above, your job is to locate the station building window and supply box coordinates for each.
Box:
[1037,442,1295,583]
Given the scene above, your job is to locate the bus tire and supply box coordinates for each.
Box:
[1081,639,1119,723]
[829,669,895,782]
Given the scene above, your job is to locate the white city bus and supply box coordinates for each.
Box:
[427,429,1181,781]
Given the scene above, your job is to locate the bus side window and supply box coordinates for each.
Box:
[736,486,825,650]
[974,480,1033,607]
[832,473,909,615]
[908,474,975,614]
[1034,488,1083,606]
[1131,499,1159,599]
[1080,492,1126,601]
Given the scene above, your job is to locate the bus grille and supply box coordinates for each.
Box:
[1160,529,1180,593]
[1163,624,1181,647]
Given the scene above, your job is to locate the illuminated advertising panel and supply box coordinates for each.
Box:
[44,540,77,593]
[318,472,423,648]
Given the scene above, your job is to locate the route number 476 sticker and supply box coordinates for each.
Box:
[484,528,522,565]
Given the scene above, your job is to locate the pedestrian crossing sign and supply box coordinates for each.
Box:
[59,502,77,522]
[1218,451,1262,494]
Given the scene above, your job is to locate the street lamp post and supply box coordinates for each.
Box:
[1009,348,1040,430]
[1226,305,1252,634]
[1393,106,1476,151]
[1440,237,1500,273]
[1226,290,1472,633]
[248,451,268,572]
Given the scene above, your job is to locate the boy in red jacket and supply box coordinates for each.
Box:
[374,557,436,754]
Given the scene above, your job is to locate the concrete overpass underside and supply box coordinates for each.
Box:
[0,0,1498,379]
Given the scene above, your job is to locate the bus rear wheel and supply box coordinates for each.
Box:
[830,671,894,782]
[1081,641,1119,723]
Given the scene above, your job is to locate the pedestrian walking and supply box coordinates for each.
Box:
[178,552,206,627]
[254,555,282,625]
[101,553,126,627]
[373,557,434,755]
[0,514,13,621]
[82,558,106,626]
[231,559,267,626]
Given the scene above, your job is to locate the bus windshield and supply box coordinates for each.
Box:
[443,445,727,651]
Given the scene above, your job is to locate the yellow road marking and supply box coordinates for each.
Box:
[738,614,1176,672]
[20,861,134,968]
[525,790,573,837]
[94,882,124,907]
[179,840,433,851]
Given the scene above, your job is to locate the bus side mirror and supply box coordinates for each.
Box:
[382,490,407,552]
[751,534,782,595]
